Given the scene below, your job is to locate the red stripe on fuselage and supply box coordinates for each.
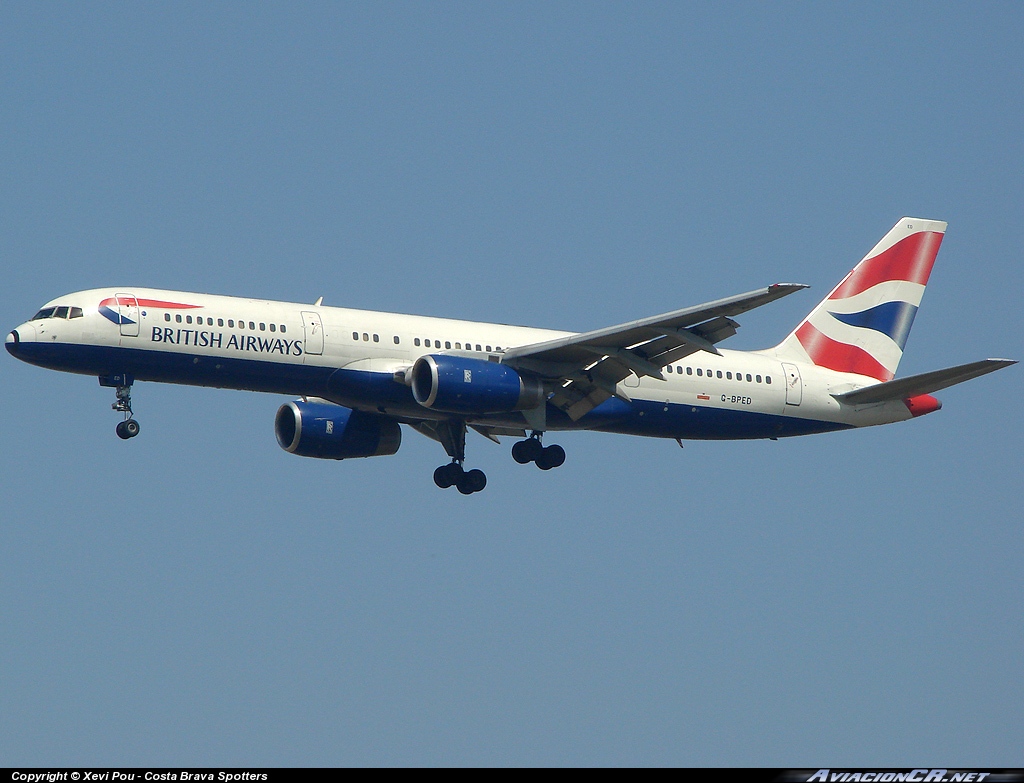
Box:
[795,322,893,381]
[100,297,202,309]
[829,231,943,300]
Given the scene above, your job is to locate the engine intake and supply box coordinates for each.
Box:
[411,354,544,414]
[275,400,401,459]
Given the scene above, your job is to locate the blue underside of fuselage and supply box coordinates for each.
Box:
[8,341,852,440]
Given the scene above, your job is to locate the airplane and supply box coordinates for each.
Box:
[6,217,1015,494]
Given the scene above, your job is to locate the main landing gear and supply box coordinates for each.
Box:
[100,374,140,440]
[433,462,487,495]
[511,432,565,471]
[431,419,487,495]
[426,424,565,494]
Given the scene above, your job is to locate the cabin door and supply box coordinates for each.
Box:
[302,311,324,356]
[782,362,802,405]
[116,293,140,337]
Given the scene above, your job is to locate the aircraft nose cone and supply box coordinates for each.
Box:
[5,330,19,355]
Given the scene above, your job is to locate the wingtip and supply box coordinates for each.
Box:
[770,282,811,292]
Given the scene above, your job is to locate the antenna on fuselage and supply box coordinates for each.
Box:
[313,296,323,306]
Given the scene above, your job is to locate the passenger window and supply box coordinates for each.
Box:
[249,321,255,330]
[353,332,359,340]
[766,376,771,384]
[746,374,752,382]
[394,336,400,344]
[455,342,461,349]
[756,375,762,383]
[717,371,722,379]
[228,320,234,328]
[373,334,379,342]
[414,338,421,346]
[475,344,481,352]
[433,340,439,348]
[218,318,224,327]
[259,323,265,331]
[362,333,369,341]
[726,371,732,380]
[697,368,703,377]
[280,324,286,333]
[686,367,693,375]
[164,313,171,322]
[445,341,451,349]
[176,314,183,323]
[270,324,276,332]
[666,365,673,374]
[186,315,193,324]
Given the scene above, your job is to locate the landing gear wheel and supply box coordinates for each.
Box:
[116,421,131,440]
[457,468,486,494]
[123,419,140,438]
[511,440,532,464]
[434,462,463,489]
[536,444,566,470]
[512,437,544,464]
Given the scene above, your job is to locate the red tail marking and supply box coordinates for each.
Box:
[795,322,893,381]
[830,231,943,300]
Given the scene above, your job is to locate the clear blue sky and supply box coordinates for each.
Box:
[2,1,1021,766]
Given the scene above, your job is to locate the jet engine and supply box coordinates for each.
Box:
[411,354,544,415]
[275,400,401,459]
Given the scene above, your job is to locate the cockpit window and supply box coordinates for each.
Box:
[53,306,70,319]
[31,307,56,320]
[69,307,84,319]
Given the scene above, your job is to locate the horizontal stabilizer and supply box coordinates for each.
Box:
[834,358,1017,405]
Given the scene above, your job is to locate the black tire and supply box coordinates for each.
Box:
[115,421,130,440]
[465,469,487,493]
[434,464,457,489]
[511,440,533,464]
[124,419,140,438]
[543,444,565,468]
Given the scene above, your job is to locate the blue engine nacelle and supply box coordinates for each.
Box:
[411,354,545,414]
[275,400,401,459]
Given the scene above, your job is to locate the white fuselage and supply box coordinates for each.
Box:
[7,287,918,440]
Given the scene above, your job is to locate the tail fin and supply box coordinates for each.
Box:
[774,217,947,381]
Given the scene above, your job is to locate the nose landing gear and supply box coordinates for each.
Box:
[512,432,565,470]
[100,374,140,440]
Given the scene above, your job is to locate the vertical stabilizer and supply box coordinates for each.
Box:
[774,217,947,381]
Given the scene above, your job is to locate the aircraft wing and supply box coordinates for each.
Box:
[502,283,808,420]
[833,358,1017,405]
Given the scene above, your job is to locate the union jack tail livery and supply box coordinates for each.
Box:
[775,218,946,381]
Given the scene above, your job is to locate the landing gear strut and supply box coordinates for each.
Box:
[430,419,487,494]
[512,432,565,470]
[100,374,140,440]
